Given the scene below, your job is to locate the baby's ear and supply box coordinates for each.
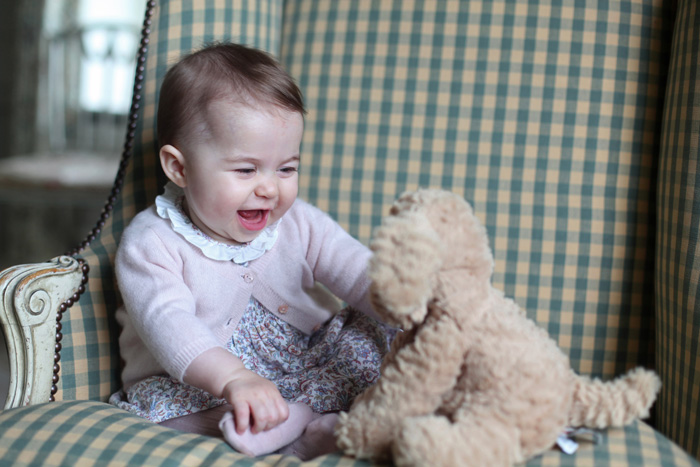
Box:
[159,144,187,187]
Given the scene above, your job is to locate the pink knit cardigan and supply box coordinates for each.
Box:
[115,198,375,388]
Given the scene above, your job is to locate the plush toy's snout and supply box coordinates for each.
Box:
[368,210,444,329]
[369,189,494,330]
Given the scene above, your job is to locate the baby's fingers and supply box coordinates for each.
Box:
[276,397,290,423]
[231,400,251,434]
[249,396,289,433]
[250,399,278,433]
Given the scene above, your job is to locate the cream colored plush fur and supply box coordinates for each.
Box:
[335,189,661,467]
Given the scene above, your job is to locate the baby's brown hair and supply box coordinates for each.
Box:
[157,42,305,150]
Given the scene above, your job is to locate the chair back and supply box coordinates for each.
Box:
[58,0,666,406]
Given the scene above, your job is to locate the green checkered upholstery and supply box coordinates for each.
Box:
[0,402,695,466]
[655,0,700,461]
[287,0,665,379]
[2,0,698,465]
[0,402,363,466]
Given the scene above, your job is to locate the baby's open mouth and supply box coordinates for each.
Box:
[238,210,269,231]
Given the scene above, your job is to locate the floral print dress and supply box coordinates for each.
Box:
[109,184,394,422]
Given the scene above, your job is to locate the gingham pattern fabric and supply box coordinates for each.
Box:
[656,0,700,461]
[283,0,667,379]
[0,401,696,467]
[0,402,364,466]
[10,0,689,465]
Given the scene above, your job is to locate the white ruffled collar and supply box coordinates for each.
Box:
[155,182,280,265]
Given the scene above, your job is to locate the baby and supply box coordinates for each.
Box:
[109,42,393,460]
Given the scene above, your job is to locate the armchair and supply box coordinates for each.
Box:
[1,0,699,465]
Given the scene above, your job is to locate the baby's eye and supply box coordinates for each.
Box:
[279,167,298,174]
[235,168,257,175]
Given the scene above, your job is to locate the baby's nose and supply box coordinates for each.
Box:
[254,174,279,198]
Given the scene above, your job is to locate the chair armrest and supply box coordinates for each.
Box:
[0,257,85,409]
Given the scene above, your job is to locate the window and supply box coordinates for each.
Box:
[0,1,146,270]
[39,0,144,154]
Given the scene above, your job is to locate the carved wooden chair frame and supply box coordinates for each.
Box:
[0,1,157,410]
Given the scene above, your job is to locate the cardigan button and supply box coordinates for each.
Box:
[241,273,254,283]
[278,304,289,314]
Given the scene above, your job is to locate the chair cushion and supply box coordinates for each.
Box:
[0,401,697,466]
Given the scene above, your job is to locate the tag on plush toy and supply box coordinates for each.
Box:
[556,434,579,454]
[557,427,603,454]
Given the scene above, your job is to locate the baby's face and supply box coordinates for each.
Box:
[179,101,304,245]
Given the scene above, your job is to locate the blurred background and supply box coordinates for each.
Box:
[0,0,145,270]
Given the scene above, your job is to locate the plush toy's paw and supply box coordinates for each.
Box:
[393,415,524,467]
[335,409,394,461]
[334,411,361,455]
[392,416,453,467]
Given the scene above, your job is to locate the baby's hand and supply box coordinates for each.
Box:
[182,347,289,434]
[222,368,289,434]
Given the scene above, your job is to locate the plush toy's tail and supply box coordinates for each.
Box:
[568,368,661,428]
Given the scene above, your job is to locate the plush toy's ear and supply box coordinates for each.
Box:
[394,188,494,282]
[368,209,445,329]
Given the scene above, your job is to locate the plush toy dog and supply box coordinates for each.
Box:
[335,189,661,466]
